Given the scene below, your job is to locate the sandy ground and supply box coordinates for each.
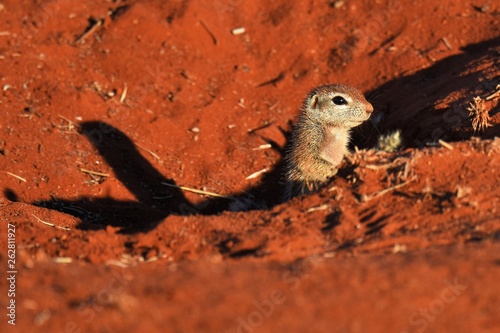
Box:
[0,0,499,332]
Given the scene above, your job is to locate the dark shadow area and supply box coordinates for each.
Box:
[5,38,499,234]
[352,37,500,149]
[6,121,198,233]
[364,214,391,236]
[5,121,290,233]
[322,211,341,232]
[199,127,290,214]
[202,158,288,214]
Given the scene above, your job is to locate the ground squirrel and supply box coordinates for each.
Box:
[283,84,373,200]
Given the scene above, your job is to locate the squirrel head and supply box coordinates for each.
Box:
[302,84,373,128]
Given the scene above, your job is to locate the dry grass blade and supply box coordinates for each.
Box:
[120,84,128,103]
[438,139,453,150]
[252,144,272,151]
[306,204,329,213]
[53,257,73,264]
[7,172,26,182]
[80,168,110,177]
[485,85,500,101]
[440,37,452,50]
[268,101,280,110]
[246,168,268,180]
[74,18,104,44]
[136,143,161,161]
[364,163,394,171]
[361,176,417,202]
[161,182,235,199]
[105,259,130,268]
[32,214,71,231]
[57,115,80,125]
[56,115,80,134]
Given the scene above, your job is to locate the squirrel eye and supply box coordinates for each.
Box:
[332,96,347,105]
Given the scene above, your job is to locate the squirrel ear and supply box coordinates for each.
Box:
[309,95,319,109]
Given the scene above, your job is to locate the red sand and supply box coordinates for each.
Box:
[0,1,499,332]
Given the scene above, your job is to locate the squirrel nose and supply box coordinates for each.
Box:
[365,103,374,113]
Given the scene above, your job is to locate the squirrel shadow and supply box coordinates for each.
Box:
[7,121,189,233]
[5,121,291,233]
[5,38,499,234]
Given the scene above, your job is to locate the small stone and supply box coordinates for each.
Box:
[231,27,246,35]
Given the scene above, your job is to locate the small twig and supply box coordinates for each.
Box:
[53,257,73,264]
[248,121,273,133]
[57,115,80,133]
[363,156,410,171]
[32,214,71,231]
[57,115,81,128]
[363,163,395,171]
[200,20,218,45]
[238,98,246,109]
[438,139,453,150]
[256,72,285,87]
[306,204,329,213]
[369,24,405,56]
[136,143,161,161]
[80,168,110,177]
[485,85,500,101]
[120,84,128,103]
[440,37,452,50]
[7,172,26,182]
[161,182,235,199]
[74,18,104,44]
[145,256,161,263]
[245,168,268,180]
[105,259,129,268]
[268,101,280,111]
[361,176,416,202]
[252,144,272,150]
